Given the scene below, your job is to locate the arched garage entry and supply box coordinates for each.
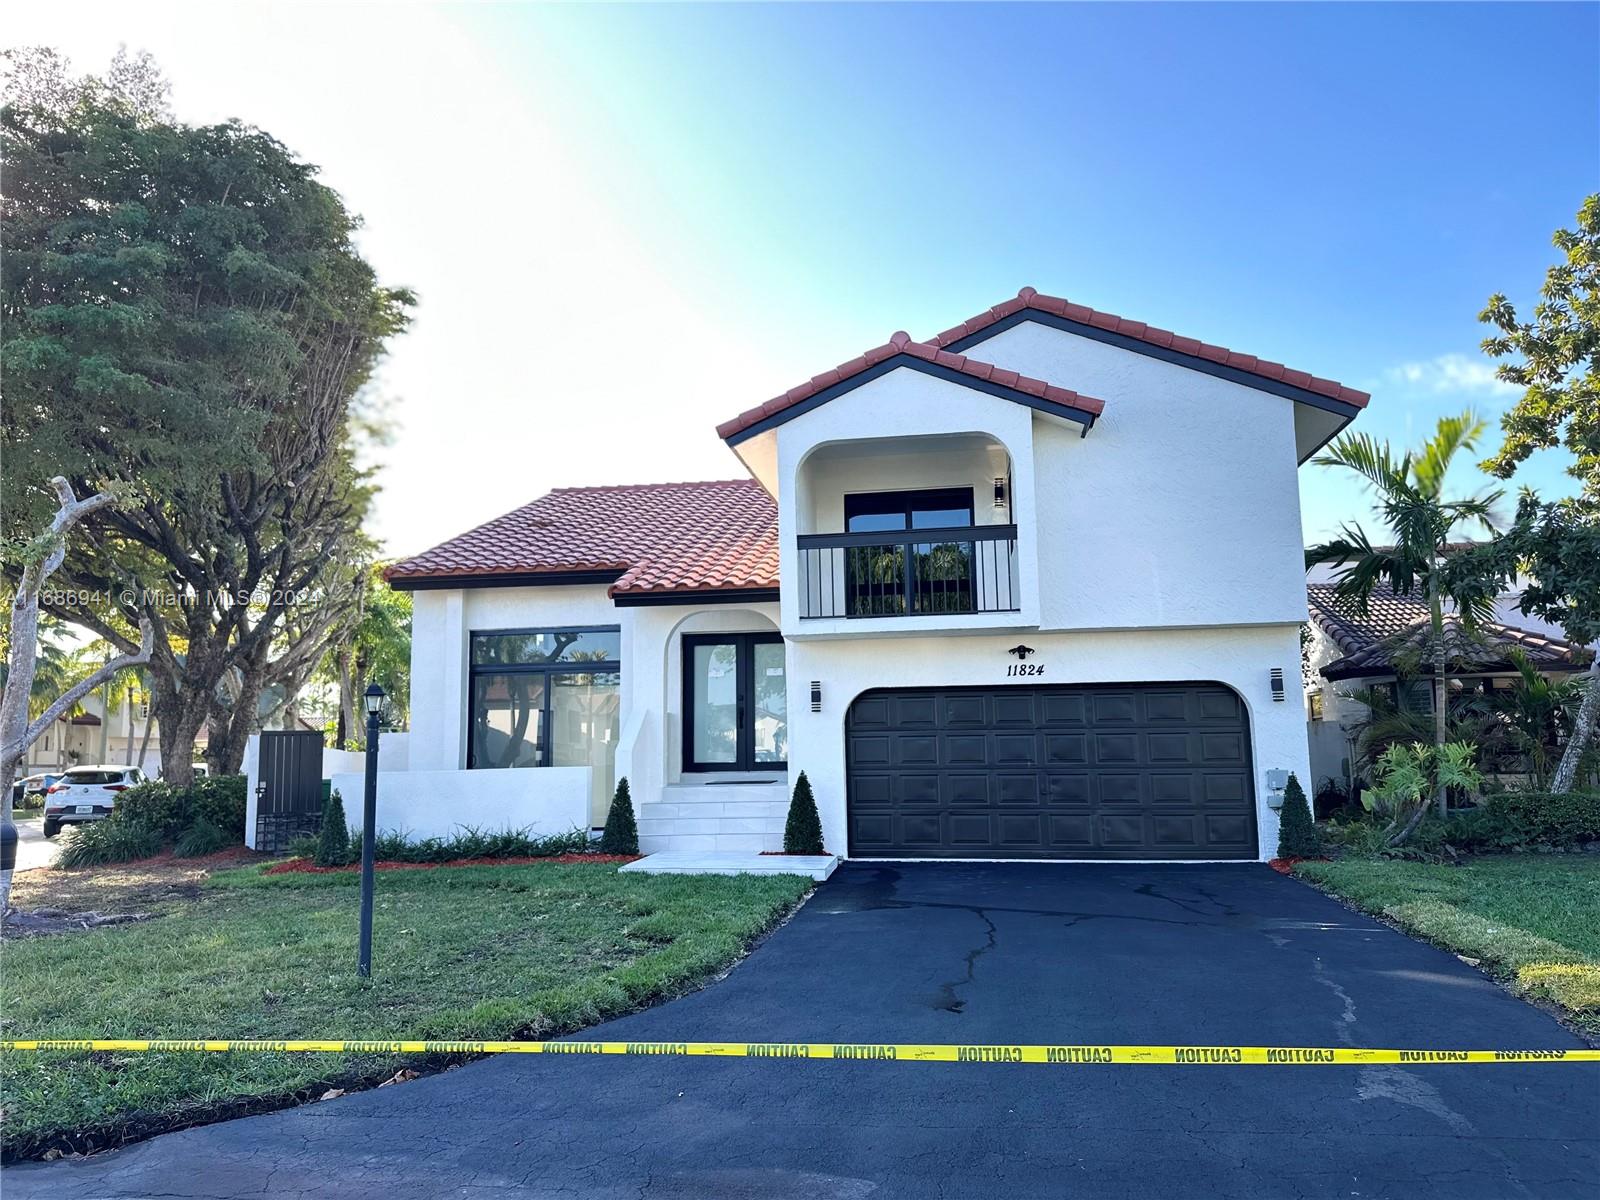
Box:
[845,682,1257,860]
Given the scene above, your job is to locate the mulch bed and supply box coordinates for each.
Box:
[263,853,641,875]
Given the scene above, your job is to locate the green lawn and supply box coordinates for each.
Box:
[1,861,812,1159]
[1294,855,1600,1032]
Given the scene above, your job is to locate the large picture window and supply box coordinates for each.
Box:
[468,627,621,824]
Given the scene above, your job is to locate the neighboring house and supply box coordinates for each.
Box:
[22,687,169,776]
[318,286,1378,863]
[1303,582,1590,789]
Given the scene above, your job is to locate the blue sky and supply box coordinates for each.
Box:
[18,2,1600,552]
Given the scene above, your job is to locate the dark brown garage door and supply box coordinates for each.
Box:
[846,683,1256,860]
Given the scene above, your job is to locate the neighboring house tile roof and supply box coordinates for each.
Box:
[385,480,779,598]
[716,330,1106,442]
[930,287,1372,409]
[1306,584,1588,681]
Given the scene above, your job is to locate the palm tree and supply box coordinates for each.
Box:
[1308,412,1503,817]
[1468,648,1584,787]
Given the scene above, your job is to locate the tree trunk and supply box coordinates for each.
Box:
[336,647,354,750]
[136,693,156,773]
[1429,566,1449,818]
[154,691,206,787]
[206,661,266,776]
[1552,654,1600,793]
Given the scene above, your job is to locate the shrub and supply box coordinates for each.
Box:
[174,817,231,858]
[111,775,247,842]
[285,834,320,860]
[57,820,162,869]
[366,825,590,863]
[1490,791,1600,844]
[784,771,825,855]
[315,790,353,867]
[599,777,639,855]
[1276,772,1319,859]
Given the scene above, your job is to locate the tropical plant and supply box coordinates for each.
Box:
[1463,648,1584,786]
[1337,684,1499,780]
[1365,742,1483,846]
[1308,413,1503,815]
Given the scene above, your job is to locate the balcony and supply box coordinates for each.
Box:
[796,525,1019,620]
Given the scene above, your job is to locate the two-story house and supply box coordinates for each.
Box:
[365,288,1371,863]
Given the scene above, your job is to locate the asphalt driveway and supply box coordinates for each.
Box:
[11,862,1597,1199]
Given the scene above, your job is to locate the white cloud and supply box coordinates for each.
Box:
[1386,354,1519,397]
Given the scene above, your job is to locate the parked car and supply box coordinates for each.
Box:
[11,773,59,807]
[42,765,148,838]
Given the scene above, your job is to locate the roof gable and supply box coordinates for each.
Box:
[717,331,1105,445]
[932,288,1371,414]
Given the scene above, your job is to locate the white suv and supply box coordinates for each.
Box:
[42,765,147,838]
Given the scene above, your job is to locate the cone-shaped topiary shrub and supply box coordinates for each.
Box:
[600,777,639,855]
[1276,772,1319,859]
[316,789,352,866]
[784,771,825,855]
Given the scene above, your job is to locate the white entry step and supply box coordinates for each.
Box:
[619,852,841,881]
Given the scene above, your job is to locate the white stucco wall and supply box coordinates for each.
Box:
[785,624,1309,861]
[331,766,590,842]
[971,320,1309,630]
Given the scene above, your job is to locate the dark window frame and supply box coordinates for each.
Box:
[841,488,979,616]
[467,625,621,770]
[843,486,975,532]
[681,632,788,773]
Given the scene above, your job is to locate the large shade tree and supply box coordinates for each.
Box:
[1307,413,1502,817]
[1,49,411,782]
[1480,194,1600,502]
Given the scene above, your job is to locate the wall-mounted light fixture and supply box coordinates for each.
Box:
[993,477,1008,509]
[810,681,822,713]
[1270,667,1285,702]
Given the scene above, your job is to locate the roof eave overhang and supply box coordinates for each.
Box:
[387,568,625,592]
[721,353,1100,447]
[610,586,781,608]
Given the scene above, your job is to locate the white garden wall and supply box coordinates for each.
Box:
[331,766,590,841]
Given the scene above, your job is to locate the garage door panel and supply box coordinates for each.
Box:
[1205,814,1251,847]
[993,733,1039,765]
[1045,774,1091,805]
[1040,693,1089,724]
[847,682,1256,860]
[1143,691,1190,722]
[942,774,991,805]
[1094,733,1140,763]
[1098,773,1144,804]
[943,734,988,765]
[995,774,1039,804]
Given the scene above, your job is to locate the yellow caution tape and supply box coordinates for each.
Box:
[2,1039,1597,1064]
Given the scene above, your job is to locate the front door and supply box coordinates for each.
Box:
[683,633,788,771]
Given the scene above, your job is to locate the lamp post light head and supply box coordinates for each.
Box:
[363,684,385,717]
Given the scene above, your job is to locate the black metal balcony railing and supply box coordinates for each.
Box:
[796,525,1019,619]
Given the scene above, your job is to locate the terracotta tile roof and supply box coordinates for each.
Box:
[1307,584,1588,681]
[385,480,778,597]
[716,330,1106,442]
[931,287,1371,409]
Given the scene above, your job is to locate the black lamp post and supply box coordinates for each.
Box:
[357,683,385,978]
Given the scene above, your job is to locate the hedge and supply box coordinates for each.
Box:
[1487,791,1600,845]
[107,775,247,842]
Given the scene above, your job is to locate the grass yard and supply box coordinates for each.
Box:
[1295,855,1600,1034]
[1,859,813,1160]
